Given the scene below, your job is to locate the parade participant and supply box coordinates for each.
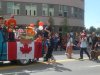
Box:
[26,23,35,36]
[7,15,16,41]
[42,37,49,61]
[43,25,51,38]
[34,34,43,61]
[66,33,73,59]
[16,27,24,40]
[79,32,90,60]
[45,34,56,64]
[0,16,8,58]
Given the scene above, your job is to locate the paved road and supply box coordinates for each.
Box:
[0,50,100,75]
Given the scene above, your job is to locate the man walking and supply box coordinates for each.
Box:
[79,31,90,60]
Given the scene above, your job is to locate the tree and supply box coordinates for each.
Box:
[96,27,100,34]
[48,17,54,26]
[35,19,40,28]
[62,18,68,35]
[48,17,54,31]
[89,26,96,33]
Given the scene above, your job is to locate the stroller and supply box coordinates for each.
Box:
[90,37,100,60]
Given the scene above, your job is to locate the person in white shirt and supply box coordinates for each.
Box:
[79,33,90,59]
[66,33,73,59]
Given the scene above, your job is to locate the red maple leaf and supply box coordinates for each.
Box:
[20,44,32,54]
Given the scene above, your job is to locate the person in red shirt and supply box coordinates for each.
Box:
[34,34,43,61]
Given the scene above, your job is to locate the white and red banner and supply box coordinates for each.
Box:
[17,42,34,59]
[7,41,35,61]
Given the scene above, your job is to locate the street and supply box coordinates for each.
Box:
[0,50,100,75]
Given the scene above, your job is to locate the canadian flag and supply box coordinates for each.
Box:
[17,42,34,59]
[7,41,34,60]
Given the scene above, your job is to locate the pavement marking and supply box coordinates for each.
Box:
[0,58,89,71]
[41,57,89,64]
[0,65,20,71]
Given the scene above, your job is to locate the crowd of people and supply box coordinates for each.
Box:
[0,15,100,65]
[36,28,100,63]
[65,30,100,60]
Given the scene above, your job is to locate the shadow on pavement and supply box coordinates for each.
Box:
[0,62,72,75]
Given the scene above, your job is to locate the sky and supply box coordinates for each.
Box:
[85,0,100,29]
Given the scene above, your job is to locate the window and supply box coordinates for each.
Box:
[63,5,68,17]
[7,2,14,14]
[63,5,67,11]
[25,10,27,15]
[64,12,67,17]
[71,7,79,18]
[71,7,74,15]
[74,7,78,18]
[79,9,84,19]
[25,4,37,16]
[31,5,37,16]
[42,4,48,16]
[25,5,30,15]
[14,4,20,15]
[7,2,20,15]
[49,5,54,16]
[59,5,63,16]
[0,1,1,9]
[49,8,54,16]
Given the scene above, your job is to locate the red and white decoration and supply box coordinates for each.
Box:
[7,41,42,61]
[17,42,34,60]
[38,21,44,30]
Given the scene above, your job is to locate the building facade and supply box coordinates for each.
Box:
[0,0,84,32]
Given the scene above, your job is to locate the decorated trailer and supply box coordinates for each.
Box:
[0,40,42,65]
[0,16,43,65]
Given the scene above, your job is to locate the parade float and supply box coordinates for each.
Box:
[0,16,44,65]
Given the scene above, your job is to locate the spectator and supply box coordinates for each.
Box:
[91,32,98,50]
[54,33,59,51]
[87,34,92,50]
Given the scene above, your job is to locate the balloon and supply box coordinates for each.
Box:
[39,21,44,26]
[39,26,43,30]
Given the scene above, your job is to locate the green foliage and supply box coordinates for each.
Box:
[87,26,100,34]
[48,17,54,26]
[89,26,96,33]
[48,17,54,31]
[96,28,100,34]
[62,18,68,35]
[36,19,40,28]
